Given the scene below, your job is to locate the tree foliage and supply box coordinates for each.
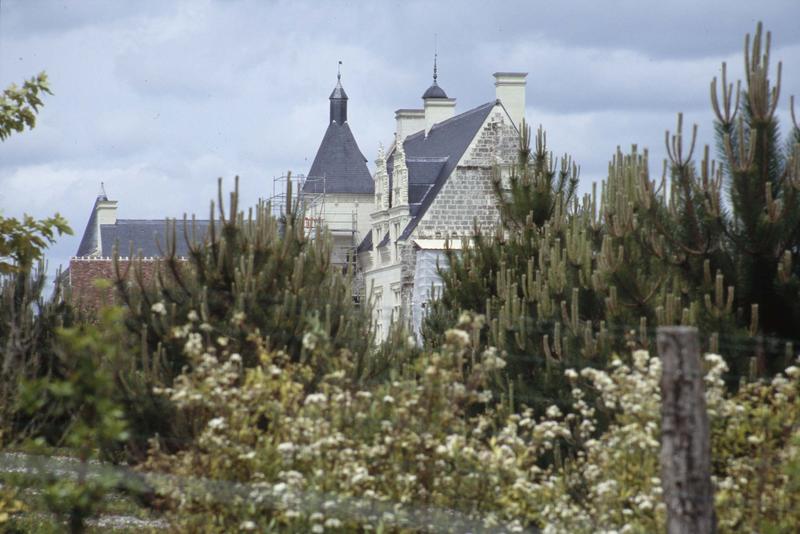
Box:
[0,72,51,141]
[18,309,131,534]
[425,22,800,412]
[110,176,374,455]
[0,73,77,443]
[0,214,72,274]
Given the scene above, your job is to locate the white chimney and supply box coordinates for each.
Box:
[96,199,118,226]
[95,198,117,256]
[395,109,425,142]
[494,72,527,130]
[424,98,456,135]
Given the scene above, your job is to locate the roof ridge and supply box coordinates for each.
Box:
[404,101,494,142]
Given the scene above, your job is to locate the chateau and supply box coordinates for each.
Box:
[304,67,526,341]
[69,66,527,341]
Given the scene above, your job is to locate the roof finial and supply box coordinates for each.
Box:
[433,34,438,84]
[337,60,342,82]
[99,181,107,199]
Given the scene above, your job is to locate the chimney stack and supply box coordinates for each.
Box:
[395,109,425,142]
[96,199,118,227]
[424,98,456,135]
[95,197,117,255]
[494,72,527,130]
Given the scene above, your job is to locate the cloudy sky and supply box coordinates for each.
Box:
[1,0,799,275]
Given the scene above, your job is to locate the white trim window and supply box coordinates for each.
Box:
[391,285,401,323]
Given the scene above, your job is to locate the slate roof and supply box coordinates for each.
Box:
[356,229,373,253]
[76,195,107,256]
[303,122,374,195]
[387,101,496,241]
[422,82,448,99]
[99,220,212,257]
[329,80,348,100]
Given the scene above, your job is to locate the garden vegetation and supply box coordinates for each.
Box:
[1,22,799,534]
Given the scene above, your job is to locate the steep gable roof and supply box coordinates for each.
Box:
[75,195,107,256]
[387,101,496,240]
[303,122,374,195]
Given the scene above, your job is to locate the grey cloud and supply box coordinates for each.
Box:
[1,0,165,37]
[1,0,799,279]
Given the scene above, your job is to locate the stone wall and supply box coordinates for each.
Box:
[414,108,518,238]
[399,243,417,321]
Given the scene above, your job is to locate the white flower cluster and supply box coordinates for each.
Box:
[145,327,800,533]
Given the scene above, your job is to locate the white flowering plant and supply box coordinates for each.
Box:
[143,314,800,533]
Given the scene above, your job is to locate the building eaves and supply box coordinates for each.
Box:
[356,230,373,253]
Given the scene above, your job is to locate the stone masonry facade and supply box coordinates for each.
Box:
[399,243,418,324]
[414,110,518,238]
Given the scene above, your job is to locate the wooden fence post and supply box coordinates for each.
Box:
[657,326,716,533]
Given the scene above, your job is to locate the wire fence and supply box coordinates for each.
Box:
[0,451,536,533]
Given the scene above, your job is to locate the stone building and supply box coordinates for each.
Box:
[357,70,526,341]
[67,66,526,338]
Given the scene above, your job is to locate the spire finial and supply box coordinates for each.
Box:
[99,182,107,199]
[433,35,438,84]
[337,60,342,82]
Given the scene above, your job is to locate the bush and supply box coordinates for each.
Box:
[16,308,132,534]
[109,177,373,459]
[1,213,75,443]
[139,311,800,532]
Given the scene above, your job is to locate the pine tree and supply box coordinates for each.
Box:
[110,176,374,454]
[710,23,800,371]
[425,23,800,413]
[113,175,373,381]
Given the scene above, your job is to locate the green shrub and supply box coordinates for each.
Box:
[109,177,373,458]
[139,311,800,532]
[1,213,75,443]
[17,308,132,534]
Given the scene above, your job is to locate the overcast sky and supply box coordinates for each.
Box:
[1,0,799,275]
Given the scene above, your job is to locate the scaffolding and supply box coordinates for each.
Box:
[268,173,362,274]
[268,173,306,220]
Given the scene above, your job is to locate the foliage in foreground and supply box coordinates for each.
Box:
[0,214,75,442]
[141,312,800,533]
[13,309,132,534]
[425,22,800,415]
[0,71,78,444]
[109,177,374,458]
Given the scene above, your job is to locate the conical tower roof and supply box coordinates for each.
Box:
[303,67,373,195]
